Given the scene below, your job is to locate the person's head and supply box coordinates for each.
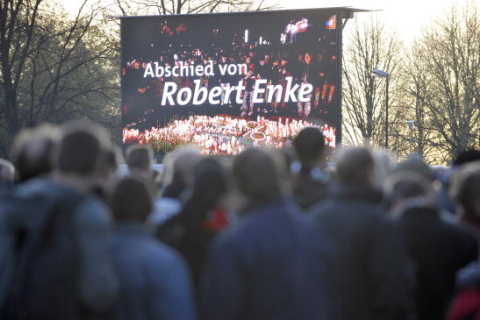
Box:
[0,158,15,185]
[170,146,202,188]
[53,120,110,188]
[126,144,154,175]
[453,149,480,167]
[232,148,281,205]
[110,177,152,223]
[13,124,60,182]
[335,147,375,186]
[390,157,436,183]
[304,52,312,64]
[293,127,325,168]
[450,162,480,221]
[385,173,432,215]
[93,145,124,198]
[106,146,121,174]
[190,157,229,210]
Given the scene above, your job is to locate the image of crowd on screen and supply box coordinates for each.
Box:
[123,27,337,118]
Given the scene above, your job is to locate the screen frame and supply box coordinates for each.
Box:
[120,7,347,152]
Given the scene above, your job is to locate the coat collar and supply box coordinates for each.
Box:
[241,197,293,216]
[401,203,439,218]
[329,184,383,205]
[115,222,154,237]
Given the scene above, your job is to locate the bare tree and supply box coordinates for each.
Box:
[394,42,439,162]
[0,0,119,157]
[405,3,480,163]
[110,0,279,16]
[342,15,403,150]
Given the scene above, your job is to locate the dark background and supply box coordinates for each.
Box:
[121,8,340,141]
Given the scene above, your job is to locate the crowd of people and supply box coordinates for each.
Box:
[1,121,480,320]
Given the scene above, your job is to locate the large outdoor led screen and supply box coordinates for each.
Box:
[121,8,341,156]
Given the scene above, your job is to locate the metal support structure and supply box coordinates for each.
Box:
[372,69,390,149]
[385,76,389,149]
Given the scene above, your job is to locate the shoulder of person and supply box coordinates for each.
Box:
[15,177,58,198]
[208,215,255,258]
[74,195,112,227]
[153,239,189,267]
[216,201,294,245]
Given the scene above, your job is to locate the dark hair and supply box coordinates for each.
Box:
[181,158,229,227]
[192,158,228,205]
[232,148,281,203]
[111,177,152,222]
[293,127,325,167]
[386,173,430,206]
[126,144,153,171]
[336,147,374,185]
[13,125,59,182]
[107,148,120,172]
[392,180,426,199]
[453,149,480,167]
[450,162,480,218]
[16,138,54,181]
[56,128,102,176]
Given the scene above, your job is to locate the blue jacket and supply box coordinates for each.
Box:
[310,185,414,320]
[202,198,338,320]
[110,223,197,320]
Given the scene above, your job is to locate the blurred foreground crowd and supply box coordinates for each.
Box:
[1,121,480,320]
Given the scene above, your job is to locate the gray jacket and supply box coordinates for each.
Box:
[0,177,118,317]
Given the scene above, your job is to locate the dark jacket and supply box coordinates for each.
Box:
[399,204,478,320]
[201,198,338,320]
[110,223,197,320]
[0,177,118,319]
[179,206,229,292]
[293,166,329,211]
[309,184,414,320]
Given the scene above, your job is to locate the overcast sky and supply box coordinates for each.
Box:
[281,0,478,42]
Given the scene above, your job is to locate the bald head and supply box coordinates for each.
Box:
[336,147,375,185]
